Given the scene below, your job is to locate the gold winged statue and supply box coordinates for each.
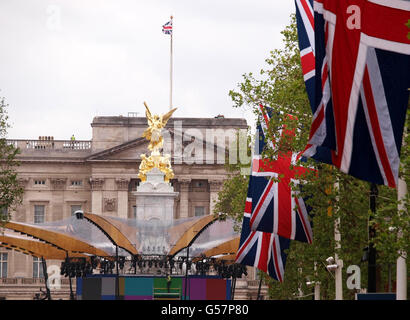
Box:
[142,101,177,152]
[138,102,177,182]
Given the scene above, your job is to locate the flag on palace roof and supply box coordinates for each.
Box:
[297,0,410,189]
[162,20,172,35]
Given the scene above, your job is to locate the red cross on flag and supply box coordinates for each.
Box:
[249,105,314,243]
[303,0,410,188]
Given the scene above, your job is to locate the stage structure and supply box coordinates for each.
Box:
[0,213,246,300]
[0,104,247,300]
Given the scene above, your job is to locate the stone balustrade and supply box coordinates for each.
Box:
[1,277,71,285]
[6,139,92,152]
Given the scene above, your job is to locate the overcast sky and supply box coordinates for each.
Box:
[0,0,296,140]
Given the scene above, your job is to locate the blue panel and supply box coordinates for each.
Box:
[226,279,231,300]
[76,278,83,296]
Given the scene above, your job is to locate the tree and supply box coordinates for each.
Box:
[217,14,410,299]
[0,96,23,224]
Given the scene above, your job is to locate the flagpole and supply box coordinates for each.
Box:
[396,175,407,299]
[169,15,173,110]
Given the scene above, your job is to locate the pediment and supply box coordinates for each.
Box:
[86,129,233,162]
[86,137,148,161]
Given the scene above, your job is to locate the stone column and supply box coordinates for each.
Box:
[209,179,224,215]
[116,178,130,219]
[178,178,191,218]
[50,178,67,221]
[16,178,30,221]
[90,178,105,215]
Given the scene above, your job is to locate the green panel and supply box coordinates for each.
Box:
[153,277,182,299]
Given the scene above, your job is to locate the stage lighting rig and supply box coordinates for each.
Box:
[118,256,125,270]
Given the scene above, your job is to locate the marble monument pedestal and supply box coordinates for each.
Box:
[133,168,179,254]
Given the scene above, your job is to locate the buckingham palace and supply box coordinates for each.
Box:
[0,114,268,300]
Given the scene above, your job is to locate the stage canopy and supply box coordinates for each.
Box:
[0,213,240,261]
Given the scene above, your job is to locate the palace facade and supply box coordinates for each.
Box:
[0,115,268,300]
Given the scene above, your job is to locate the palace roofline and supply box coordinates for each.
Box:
[91,116,248,128]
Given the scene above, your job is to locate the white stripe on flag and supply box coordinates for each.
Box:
[273,182,279,235]
[296,0,315,53]
[341,41,368,173]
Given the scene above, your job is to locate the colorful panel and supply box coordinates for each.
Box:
[225,279,232,300]
[119,277,125,295]
[188,278,206,300]
[101,277,116,296]
[78,275,231,300]
[82,277,102,300]
[76,278,83,297]
[206,278,227,300]
[154,277,182,300]
[124,295,153,300]
[124,277,153,296]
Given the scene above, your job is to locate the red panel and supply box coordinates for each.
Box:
[205,279,227,300]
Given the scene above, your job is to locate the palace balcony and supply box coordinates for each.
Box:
[6,139,93,159]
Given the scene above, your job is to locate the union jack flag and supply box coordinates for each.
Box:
[162,20,172,35]
[248,105,313,243]
[295,0,335,165]
[235,181,290,282]
[299,0,410,188]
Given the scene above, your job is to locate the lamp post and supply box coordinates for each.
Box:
[115,245,119,298]
[65,252,75,300]
[41,257,51,300]
[396,176,407,299]
[184,246,190,300]
[256,277,263,300]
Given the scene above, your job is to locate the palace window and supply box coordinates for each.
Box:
[0,253,7,278]
[132,206,137,218]
[71,205,82,216]
[33,257,44,278]
[71,180,82,186]
[34,205,45,224]
[34,180,46,185]
[194,206,205,217]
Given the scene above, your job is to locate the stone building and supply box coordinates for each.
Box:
[0,115,268,299]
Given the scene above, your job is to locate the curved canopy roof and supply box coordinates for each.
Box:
[200,237,240,259]
[3,221,110,257]
[0,234,87,260]
[1,214,239,260]
[168,215,218,257]
[83,213,138,255]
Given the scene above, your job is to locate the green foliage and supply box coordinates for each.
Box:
[214,130,252,232]
[218,14,410,299]
[0,96,23,224]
